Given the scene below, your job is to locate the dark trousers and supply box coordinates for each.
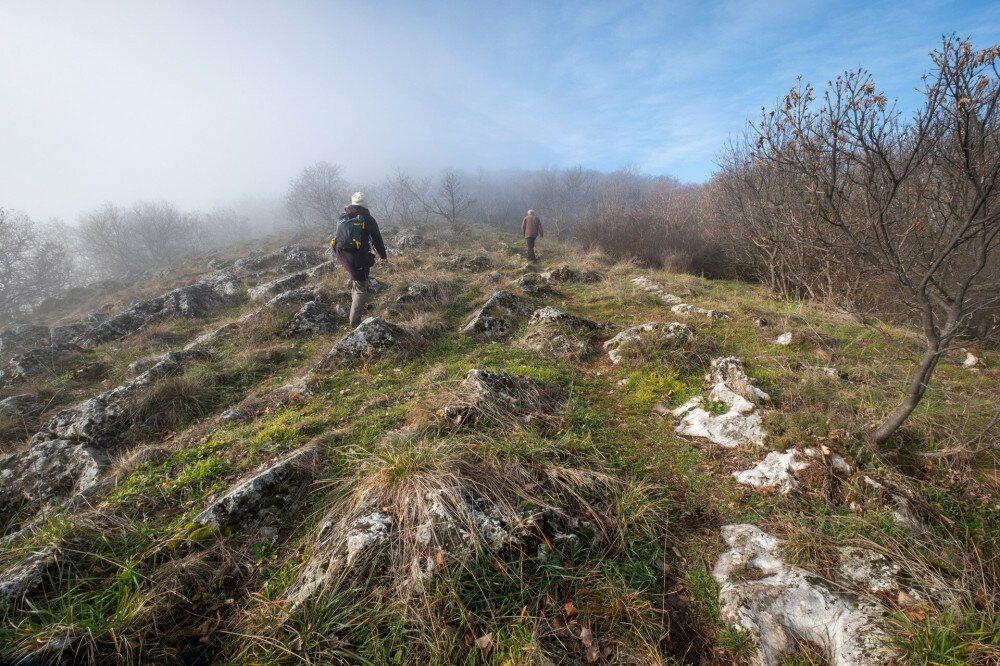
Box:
[526,236,537,260]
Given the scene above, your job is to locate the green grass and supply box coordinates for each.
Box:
[891,603,1000,666]
[3,229,998,664]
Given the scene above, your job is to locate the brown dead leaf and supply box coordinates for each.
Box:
[195,611,221,643]
[580,627,599,662]
[898,591,931,622]
[564,601,576,618]
[549,618,571,638]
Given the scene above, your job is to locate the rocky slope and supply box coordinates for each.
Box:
[0,227,997,665]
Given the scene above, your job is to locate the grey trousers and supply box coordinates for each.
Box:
[349,279,369,328]
[526,236,537,260]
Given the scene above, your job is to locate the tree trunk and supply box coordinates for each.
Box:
[870,342,942,445]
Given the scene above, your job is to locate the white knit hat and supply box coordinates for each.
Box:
[527,209,535,214]
[351,192,366,206]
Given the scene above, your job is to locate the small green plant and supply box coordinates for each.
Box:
[717,626,757,661]
[891,603,1000,665]
[702,399,730,415]
[622,370,687,410]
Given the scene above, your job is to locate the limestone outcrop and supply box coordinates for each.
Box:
[461,290,532,341]
[521,307,607,360]
[673,357,769,447]
[603,321,693,365]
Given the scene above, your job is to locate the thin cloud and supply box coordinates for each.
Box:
[1,0,998,220]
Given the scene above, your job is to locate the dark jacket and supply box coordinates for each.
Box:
[334,205,387,282]
[522,213,543,238]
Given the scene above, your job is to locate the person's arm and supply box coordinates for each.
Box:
[537,217,543,238]
[368,216,388,260]
[521,217,527,236]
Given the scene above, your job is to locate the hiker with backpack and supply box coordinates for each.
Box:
[331,192,388,328]
[521,209,543,261]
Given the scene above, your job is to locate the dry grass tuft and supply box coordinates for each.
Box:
[134,374,217,432]
[286,430,629,603]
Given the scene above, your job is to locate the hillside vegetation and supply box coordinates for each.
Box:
[0,227,997,665]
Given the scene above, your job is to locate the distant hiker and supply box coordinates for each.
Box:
[522,209,543,261]
[331,192,388,328]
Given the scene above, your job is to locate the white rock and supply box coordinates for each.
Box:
[0,440,109,526]
[521,307,606,360]
[836,547,906,596]
[306,260,338,278]
[963,351,981,369]
[734,450,812,493]
[40,350,199,445]
[734,447,852,494]
[248,272,309,301]
[461,290,532,341]
[714,524,892,666]
[541,266,601,283]
[183,322,240,351]
[774,332,793,346]
[674,357,769,447]
[0,394,46,418]
[630,276,683,304]
[863,476,923,533]
[286,301,337,336]
[345,512,395,566]
[324,317,413,364]
[267,286,318,308]
[0,548,55,611]
[78,271,240,346]
[194,445,317,531]
[671,303,731,320]
[603,321,692,365]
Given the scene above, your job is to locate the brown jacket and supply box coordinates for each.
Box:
[522,213,543,238]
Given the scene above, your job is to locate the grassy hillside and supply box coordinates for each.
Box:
[1,227,997,665]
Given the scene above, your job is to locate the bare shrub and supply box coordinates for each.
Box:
[134,373,217,431]
[715,35,1000,444]
[577,176,726,276]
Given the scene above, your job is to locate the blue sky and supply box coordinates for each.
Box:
[2,0,1000,221]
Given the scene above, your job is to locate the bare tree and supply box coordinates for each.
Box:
[422,170,474,230]
[367,169,432,227]
[77,200,202,277]
[285,162,348,232]
[722,36,1000,445]
[77,203,144,276]
[0,208,71,324]
[128,200,201,263]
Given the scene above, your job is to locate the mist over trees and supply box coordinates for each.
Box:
[285,161,348,233]
[0,208,72,322]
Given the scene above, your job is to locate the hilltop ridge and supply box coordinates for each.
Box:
[1,226,997,665]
